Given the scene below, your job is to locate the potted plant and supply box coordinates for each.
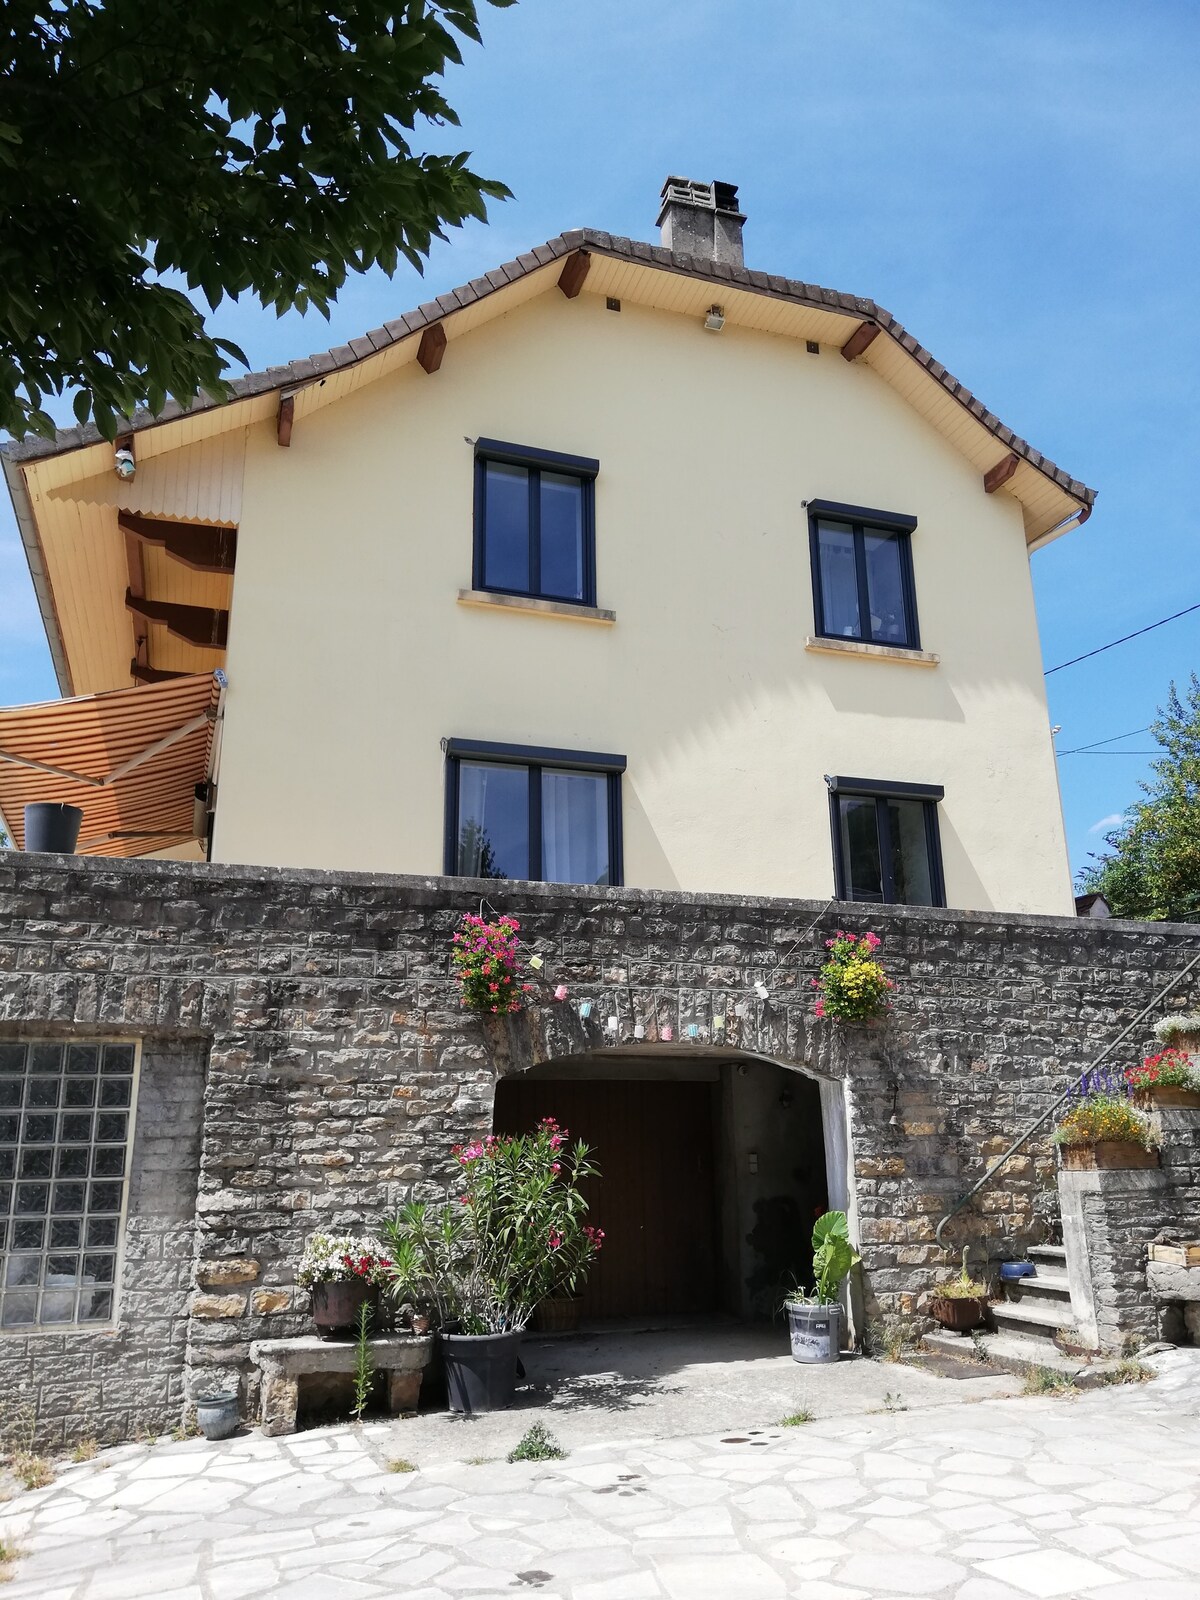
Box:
[296,1233,392,1338]
[451,913,533,1015]
[1152,1013,1200,1059]
[1126,1048,1200,1110]
[783,1210,860,1363]
[384,1119,603,1413]
[1052,1071,1159,1171]
[812,931,893,1023]
[929,1248,990,1332]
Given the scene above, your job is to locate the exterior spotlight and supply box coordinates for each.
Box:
[114,447,135,480]
[704,304,725,332]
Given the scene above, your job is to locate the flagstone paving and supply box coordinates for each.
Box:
[2,1348,1199,1599]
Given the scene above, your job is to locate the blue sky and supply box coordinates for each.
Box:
[2,0,1197,877]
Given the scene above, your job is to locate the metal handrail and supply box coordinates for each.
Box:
[933,949,1200,1248]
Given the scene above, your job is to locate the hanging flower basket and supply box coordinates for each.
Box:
[811,930,894,1024]
[451,914,532,1015]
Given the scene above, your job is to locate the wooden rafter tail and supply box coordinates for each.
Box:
[557,250,591,299]
[130,662,190,685]
[277,392,295,447]
[124,591,229,650]
[840,321,880,362]
[118,512,237,575]
[417,323,447,374]
[983,453,1020,495]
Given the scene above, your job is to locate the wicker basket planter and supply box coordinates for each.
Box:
[530,1294,583,1333]
[928,1295,989,1332]
[1059,1140,1160,1171]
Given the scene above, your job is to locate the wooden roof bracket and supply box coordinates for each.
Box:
[277,390,296,447]
[840,321,880,361]
[984,452,1020,494]
[557,250,591,299]
[125,591,229,650]
[417,323,447,375]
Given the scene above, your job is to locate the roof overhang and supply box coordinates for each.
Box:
[2,229,1096,695]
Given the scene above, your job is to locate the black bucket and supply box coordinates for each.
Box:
[24,803,83,853]
[441,1330,523,1414]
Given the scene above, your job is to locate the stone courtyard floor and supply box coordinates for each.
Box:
[2,1344,1199,1599]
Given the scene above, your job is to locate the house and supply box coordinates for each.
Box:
[2,177,1095,917]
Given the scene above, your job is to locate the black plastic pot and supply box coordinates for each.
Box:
[441,1330,523,1414]
[24,802,83,854]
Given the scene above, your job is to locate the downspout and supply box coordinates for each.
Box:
[934,949,1200,1249]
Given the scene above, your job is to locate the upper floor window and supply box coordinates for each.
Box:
[827,776,945,907]
[474,440,599,606]
[444,738,624,887]
[808,500,919,650]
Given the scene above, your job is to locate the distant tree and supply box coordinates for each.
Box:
[458,820,505,879]
[1,0,515,439]
[1077,674,1200,922]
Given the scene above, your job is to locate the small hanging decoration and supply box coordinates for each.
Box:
[554,984,569,1001]
[578,1000,593,1019]
[529,955,544,971]
[754,982,769,1000]
[735,1000,750,1019]
[661,1024,673,1041]
[713,1014,726,1032]
[633,1022,646,1040]
[686,1023,699,1039]
[607,1015,619,1033]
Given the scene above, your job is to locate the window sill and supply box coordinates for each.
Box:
[457,589,615,626]
[805,636,939,667]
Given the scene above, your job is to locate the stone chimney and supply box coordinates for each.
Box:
[656,177,746,269]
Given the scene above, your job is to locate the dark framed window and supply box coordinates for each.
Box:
[473,439,599,605]
[443,738,624,887]
[826,775,945,907]
[808,499,920,649]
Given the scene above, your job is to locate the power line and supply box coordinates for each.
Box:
[1059,750,1159,757]
[1057,727,1149,755]
[1045,601,1200,675]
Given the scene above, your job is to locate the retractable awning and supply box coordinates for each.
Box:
[0,672,222,857]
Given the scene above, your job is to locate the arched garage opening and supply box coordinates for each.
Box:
[494,1051,837,1321]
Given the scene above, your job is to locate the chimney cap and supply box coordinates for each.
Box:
[657,176,744,227]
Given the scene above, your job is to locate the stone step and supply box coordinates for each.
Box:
[1003,1271,1072,1305]
[922,1328,1111,1384]
[990,1299,1076,1344]
[1027,1244,1067,1265]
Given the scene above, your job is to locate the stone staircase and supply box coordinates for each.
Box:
[924,1244,1095,1376]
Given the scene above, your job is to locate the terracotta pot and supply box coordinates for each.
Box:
[311,1279,380,1337]
[1059,1141,1160,1171]
[929,1295,988,1332]
[1132,1085,1200,1110]
[531,1294,583,1333]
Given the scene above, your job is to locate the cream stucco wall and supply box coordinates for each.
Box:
[212,288,1074,915]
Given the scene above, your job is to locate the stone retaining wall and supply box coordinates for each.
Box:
[1,852,1198,1440]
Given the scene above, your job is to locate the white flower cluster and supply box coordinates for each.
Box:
[296,1231,389,1289]
[1152,1013,1200,1046]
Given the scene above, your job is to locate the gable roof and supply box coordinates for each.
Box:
[4,227,1095,513]
[3,227,1096,698]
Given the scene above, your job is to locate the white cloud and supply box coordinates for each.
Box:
[1088,813,1125,835]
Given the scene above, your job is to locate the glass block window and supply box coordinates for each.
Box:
[0,1040,137,1330]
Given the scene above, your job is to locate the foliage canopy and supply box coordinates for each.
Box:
[1077,674,1200,923]
[1,0,514,439]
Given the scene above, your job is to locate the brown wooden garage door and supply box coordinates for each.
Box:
[494,1078,719,1319]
